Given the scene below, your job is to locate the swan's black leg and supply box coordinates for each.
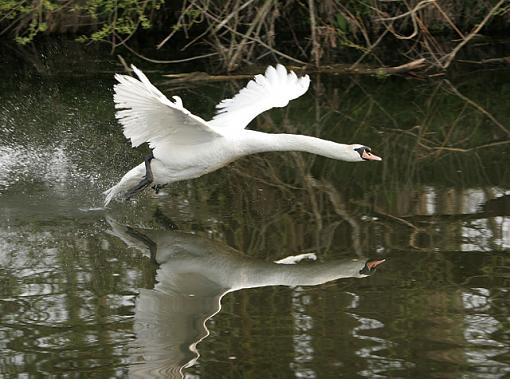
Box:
[152,184,167,194]
[125,152,154,199]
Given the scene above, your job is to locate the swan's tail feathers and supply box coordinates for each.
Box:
[103,184,124,207]
[103,163,147,206]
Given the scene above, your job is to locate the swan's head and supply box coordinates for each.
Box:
[359,258,386,277]
[351,145,382,162]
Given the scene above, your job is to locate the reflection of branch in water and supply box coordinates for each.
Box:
[312,180,364,258]
[352,199,429,251]
[351,77,510,162]
[106,219,384,378]
[443,80,510,137]
[367,190,510,252]
[429,140,510,154]
[349,79,399,128]
[229,162,301,192]
[393,202,510,223]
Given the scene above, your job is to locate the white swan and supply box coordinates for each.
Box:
[104,64,382,206]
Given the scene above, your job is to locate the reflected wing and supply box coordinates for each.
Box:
[114,65,223,149]
[209,64,310,131]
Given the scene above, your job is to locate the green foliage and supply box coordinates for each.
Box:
[0,0,163,46]
[1,0,509,69]
[328,1,374,53]
[77,0,163,44]
[335,13,348,33]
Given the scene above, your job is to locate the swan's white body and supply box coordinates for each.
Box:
[104,64,381,205]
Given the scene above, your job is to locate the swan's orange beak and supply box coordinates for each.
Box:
[362,150,382,161]
[366,259,386,270]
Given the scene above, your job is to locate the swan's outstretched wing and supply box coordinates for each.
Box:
[114,65,223,149]
[209,64,310,131]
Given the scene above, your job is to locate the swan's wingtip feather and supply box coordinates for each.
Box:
[211,63,311,129]
[275,64,287,76]
[131,65,149,83]
[130,64,141,75]
[265,65,276,77]
[300,74,311,89]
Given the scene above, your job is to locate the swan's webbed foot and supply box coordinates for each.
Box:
[125,152,154,199]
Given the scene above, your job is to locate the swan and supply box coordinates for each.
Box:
[104,64,382,206]
[106,218,385,377]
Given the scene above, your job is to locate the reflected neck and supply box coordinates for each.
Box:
[239,130,358,161]
[229,260,364,291]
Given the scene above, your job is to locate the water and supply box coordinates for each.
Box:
[1,50,510,378]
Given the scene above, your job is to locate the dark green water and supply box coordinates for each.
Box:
[1,51,510,378]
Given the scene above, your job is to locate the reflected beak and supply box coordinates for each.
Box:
[362,150,382,161]
[366,259,386,270]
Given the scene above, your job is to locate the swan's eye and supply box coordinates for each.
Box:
[354,146,369,159]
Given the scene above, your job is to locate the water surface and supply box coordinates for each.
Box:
[1,53,510,378]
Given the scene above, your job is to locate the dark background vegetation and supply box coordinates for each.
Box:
[1,0,510,71]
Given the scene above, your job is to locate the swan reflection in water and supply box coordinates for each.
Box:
[107,218,385,378]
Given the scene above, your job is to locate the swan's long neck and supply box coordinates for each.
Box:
[238,130,358,162]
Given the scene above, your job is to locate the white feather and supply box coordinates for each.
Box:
[209,64,310,130]
[114,65,222,149]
